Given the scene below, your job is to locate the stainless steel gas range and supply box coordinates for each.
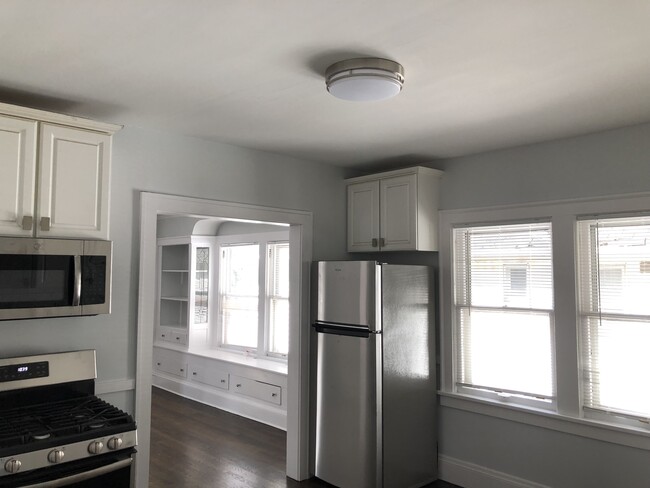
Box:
[0,350,137,487]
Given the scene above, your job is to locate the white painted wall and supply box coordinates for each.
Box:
[435,122,650,488]
[0,125,348,413]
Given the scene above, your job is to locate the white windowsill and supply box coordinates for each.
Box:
[187,345,288,375]
[439,391,650,451]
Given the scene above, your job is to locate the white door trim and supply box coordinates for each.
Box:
[135,192,313,487]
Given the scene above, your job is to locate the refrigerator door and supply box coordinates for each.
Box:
[315,328,382,488]
[316,261,380,331]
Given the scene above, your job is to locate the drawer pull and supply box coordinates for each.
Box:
[272,393,277,397]
[220,379,226,383]
[156,362,161,366]
[192,372,197,376]
[180,368,184,372]
[236,384,242,388]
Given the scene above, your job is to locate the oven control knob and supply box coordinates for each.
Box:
[88,440,104,454]
[4,459,21,474]
[48,449,65,463]
[107,437,123,450]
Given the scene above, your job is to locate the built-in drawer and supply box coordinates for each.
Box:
[231,375,282,405]
[153,349,187,378]
[157,328,188,346]
[190,364,229,390]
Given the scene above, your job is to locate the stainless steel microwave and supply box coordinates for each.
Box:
[0,238,112,320]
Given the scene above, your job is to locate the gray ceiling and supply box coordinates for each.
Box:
[2,1,650,169]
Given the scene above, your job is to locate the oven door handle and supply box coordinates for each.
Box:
[20,457,132,488]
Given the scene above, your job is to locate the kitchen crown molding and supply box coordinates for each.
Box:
[0,101,122,134]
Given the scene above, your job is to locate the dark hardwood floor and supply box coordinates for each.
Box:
[149,386,460,488]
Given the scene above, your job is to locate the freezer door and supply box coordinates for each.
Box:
[315,329,382,488]
[316,261,380,331]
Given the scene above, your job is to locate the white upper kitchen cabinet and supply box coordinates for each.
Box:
[346,166,443,252]
[0,103,121,240]
[0,116,37,237]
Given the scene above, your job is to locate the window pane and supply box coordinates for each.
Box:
[268,242,289,356]
[455,223,553,310]
[582,316,650,415]
[194,247,209,324]
[269,298,289,355]
[459,308,553,397]
[220,244,259,349]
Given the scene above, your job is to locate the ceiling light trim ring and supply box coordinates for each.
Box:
[324,57,405,102]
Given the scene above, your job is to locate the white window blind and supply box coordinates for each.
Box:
[267,242,290,356]
[453,222,555,402]
[577,216,650,419]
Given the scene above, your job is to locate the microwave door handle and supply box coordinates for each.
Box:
[72,255,82,307]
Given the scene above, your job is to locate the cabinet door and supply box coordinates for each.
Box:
[380,174,417,251]
[347,181,380,252]
[0,116,37,236]
[38,124,111,239]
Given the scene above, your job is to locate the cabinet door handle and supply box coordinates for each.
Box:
[40,217,51,231]
[236,384,242,388]
[271,393,277,397]
[371,238,378,248]
[379,237,385,248]
[220,379,226,383]
[19,216,33,231]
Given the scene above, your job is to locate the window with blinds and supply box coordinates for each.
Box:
[453,222,555,404]
[577,216,650,419]
[267,242,289,357]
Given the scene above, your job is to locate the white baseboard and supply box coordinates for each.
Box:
[439,455,552,488]
[152,373,287,430]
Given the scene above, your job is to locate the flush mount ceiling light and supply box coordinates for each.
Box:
[325,57,405,102]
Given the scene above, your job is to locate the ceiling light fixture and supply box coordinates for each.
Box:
[325,57,405,102]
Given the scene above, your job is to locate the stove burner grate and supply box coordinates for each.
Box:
[0,396,133,449]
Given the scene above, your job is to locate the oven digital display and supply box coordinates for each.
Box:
[0,361,49,382]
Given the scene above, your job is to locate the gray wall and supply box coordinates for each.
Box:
[0,125,349,411]
[435,121,650,487]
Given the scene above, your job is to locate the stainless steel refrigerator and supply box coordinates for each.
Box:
[313,260,437,488]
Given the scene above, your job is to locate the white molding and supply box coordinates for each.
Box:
[135,192,313,488]
[0,101,122,134]
[95,378,135,394]
[440,393,650,451]
[152,375,287,430]
[439,455,552,488]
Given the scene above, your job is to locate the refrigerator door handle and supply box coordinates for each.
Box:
[312,321,379,338]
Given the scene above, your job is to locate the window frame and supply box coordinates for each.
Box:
[452,221,557,410]
[213,230,290,360]
[439,193,650,448]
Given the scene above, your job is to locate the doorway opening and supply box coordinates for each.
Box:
[135,192,312,487]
